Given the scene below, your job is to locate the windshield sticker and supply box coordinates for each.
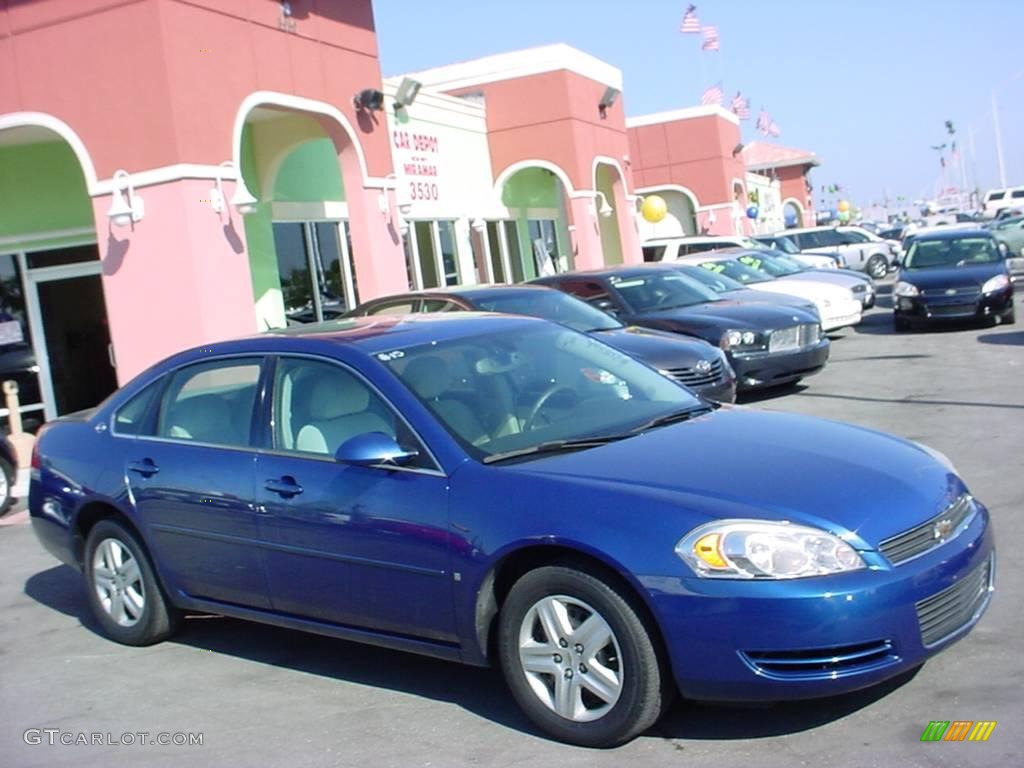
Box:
[376,350,405,362]
[701,262,726,273]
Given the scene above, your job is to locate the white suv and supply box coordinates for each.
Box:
[983,187,1024,218]
[642,236,764,262]
[780,227,892,278]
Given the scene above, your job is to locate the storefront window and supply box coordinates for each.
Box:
[504,221,524,283]
[527,219,561,276]
[438,220,460,286]
[272,221,358,324]
[414,221,440,289]
[486,222,506,283]
[0,253,40,427]
[406,220,462,290]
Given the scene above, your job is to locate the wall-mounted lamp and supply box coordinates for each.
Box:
[591,191,614,218]
[107,170,145,228]
[598,86,620,119]
[732,142,745,157]
[353,88,385,111]
[470,218,487,232]
[211,161,259,216]
[393,77,422,111]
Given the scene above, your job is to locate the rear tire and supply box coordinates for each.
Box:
[498,565,672,747]
[0,456,14,516]
[1001,307,1016,325]
[84,519,180,646]
[866,254,888,279]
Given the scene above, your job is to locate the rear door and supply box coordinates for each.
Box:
[126,357,269,608]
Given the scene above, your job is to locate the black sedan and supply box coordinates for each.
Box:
[349,285,737,402]
[532,267,828,391]
[893,229,1015,330]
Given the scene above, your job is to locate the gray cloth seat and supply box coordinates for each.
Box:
[296,374,393,455]
[402,355,489,446]
[165,394,237,443]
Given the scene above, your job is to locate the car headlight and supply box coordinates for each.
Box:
[894,280,919,297]
[981,274,1010,293]
[720,329,764,353]
[676,519,866,579]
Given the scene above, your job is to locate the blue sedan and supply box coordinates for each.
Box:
[30,314,995,747]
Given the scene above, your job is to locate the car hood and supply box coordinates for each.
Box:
[505,408,962,547]
[625,301,816,339]
[721,288,818,313]
[592,326,720,370]
[899,262,1007,289]
[786,272,870,290]
[749,278,852,304]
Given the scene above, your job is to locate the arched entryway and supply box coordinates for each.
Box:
[0,117,118,425]
[783,198,805,228]
[635,186,699,240]
[234,94,405,329]
[494,163,574,281]
[594,161,628,266]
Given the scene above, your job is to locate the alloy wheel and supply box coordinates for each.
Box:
[517,594,623,722]
[92,538,146,627]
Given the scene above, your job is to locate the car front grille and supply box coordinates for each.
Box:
[662,358,726,388]
[768,323,820,353]
[921,286,981,299]
[740,640,899,679]
[916,554,993,647]
[879,494,977,565]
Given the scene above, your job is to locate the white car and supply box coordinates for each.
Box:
[671,254,863,331]
[837,226,900,266]
[982,187,1024,218]
[778,227,893,278]
[752,234,841,270]
[646,235,839,270]
[730,249,877,309]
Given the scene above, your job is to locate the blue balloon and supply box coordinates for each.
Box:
[746,205,759,219]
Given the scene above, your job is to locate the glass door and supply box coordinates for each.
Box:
[271,221,358,324]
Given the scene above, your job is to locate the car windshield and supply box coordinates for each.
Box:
[768,236,800,254]
[736,253,804,277]
[381,324,703,461]
[697,260,773,284]
[672,265,746,293]
[904,237,1002,269]
[610,272,720,311]
[472,290,621,333]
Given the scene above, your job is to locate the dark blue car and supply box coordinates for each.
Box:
[30,314,995,747]
[894,229,1015,330]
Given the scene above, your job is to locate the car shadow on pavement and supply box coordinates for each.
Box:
[25,562,922,744]
[735,382,807,404]
[977,330,1024,346]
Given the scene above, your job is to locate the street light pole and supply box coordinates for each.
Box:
[991,90,1007,189]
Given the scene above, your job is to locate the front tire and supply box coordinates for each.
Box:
[84,519,180,645]
[866,254,888,279]
[0,455,14,515]
[498,565,671,747]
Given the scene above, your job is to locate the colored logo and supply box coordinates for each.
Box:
[933,517,954,540]
[920,721,996,742]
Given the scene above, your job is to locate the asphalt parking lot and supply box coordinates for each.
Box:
[1,288,1021,768]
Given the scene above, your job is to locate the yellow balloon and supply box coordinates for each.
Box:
[640,195,668,223]
[837,200,851,212]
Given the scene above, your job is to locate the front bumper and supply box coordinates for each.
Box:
[895,288,1013,324]
[692,373,737,404]
[729,339,830,390]
[820,299,863,331]
[649,502,995,702]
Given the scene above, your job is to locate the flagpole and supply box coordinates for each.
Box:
[991,89,1007,189]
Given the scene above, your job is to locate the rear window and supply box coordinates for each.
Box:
[987,191,1006,201]
[1012,190,1024,199]
[642,245,667,262]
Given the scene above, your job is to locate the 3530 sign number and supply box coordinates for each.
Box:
[409,182,439,201]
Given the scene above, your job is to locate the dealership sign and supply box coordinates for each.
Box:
[392,129,443,203]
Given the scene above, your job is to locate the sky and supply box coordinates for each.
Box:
[373,0,1024,210]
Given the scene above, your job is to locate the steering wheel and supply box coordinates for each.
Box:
[523,385,578,432]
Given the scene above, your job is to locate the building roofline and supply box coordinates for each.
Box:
[626,105,740,128]
[391,43,623,92]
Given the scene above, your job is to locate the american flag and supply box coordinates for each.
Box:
[755,109,771,133]
[680,4,700,33]
[701,84,723,106]
[730,92,750,120]
[701,25,720,51]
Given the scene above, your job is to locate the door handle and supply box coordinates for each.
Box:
[127,459,159,477]
[264,476,303,498]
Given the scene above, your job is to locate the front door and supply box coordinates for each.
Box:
[254,356,456,642]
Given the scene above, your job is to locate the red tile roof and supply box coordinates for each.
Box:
[742,141,819,171]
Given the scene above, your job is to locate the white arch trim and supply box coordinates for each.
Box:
[592,155,630,190]
[0,111,100,195]
[493,159,577,197]
[782,197,806,214]
[634,184,700,210]
[231,91,372,188]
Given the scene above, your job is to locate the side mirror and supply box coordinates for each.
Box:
[335,431,419,467]
[997,241,1009,258]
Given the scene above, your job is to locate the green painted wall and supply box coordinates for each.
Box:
[240,124,281,326]
[0,141,95,249]
[273,138,345,202]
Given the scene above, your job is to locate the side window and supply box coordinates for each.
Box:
[556,280,620,315]
[366,300,418,316]
[421,299,462,313]
[642,245,666,262]
[157,359,262,447]
[113,380,162,436]
[686,242,716,254]
[1012,190,1024,199]
[273,358,434,469]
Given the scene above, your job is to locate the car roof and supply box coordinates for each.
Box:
[644,235,744,244]
[361,284,554,304]
[908,228,994,242]
[540,264,708,280]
